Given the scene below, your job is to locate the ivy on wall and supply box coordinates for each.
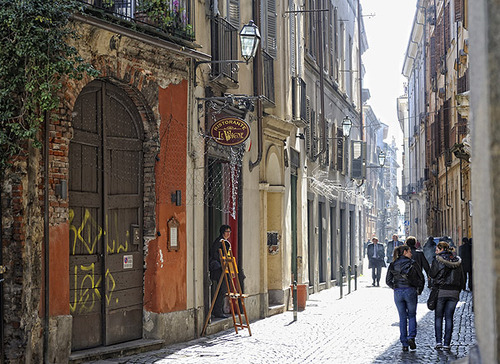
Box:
[0,0,98,169]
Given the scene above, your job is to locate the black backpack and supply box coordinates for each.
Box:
[407,263,425,294]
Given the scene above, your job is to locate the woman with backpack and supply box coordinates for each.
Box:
[386,244,425,352]
[429,241,465,350]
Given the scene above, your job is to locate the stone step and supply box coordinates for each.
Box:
[268,303,286,316]
[69,338,164,363]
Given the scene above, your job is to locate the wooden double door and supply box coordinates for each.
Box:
[69,80,144,350]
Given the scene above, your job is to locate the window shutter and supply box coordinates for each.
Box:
[328,3,334,76]
[336,127,343,172]
[444,99,450,150]
[305,97,312,155]
[351,140,364,179]
[437,108,443,155]
[267,0,277,58]
[311,109,317,157]
[227,0,240,29]
[444,3,450,50]
[430,36,436,76]
[330,128,336,169]
[300,78,307,122]
[334,8,339,76]
[455,0,463,22]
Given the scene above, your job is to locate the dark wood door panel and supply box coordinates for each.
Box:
[105,308,142,346]
[70,80,144,350]
[72,312,103,351]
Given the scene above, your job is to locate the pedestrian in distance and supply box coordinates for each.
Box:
[458,237,473,291]
[423,236,436,265]
[386,245,425,352]
[429,241,466,350]
[405,236,430,281]
[367,236,386,286]
[209,224,232,319]
[386,233,403,260]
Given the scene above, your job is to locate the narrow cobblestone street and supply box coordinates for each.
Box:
[89,259,476,364]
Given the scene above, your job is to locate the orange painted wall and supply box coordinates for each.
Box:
[49,223,70,315]
[144,80,188,313]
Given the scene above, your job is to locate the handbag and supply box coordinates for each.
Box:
[427,287,439,310]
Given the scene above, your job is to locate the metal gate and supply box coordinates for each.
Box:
[69,80,144,350]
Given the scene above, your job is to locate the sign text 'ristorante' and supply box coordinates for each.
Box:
[210,117,250,146]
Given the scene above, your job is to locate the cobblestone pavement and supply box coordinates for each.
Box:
[90,260,476,364]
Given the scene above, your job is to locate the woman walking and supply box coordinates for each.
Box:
[386,244,425,351]
[429,242,465,350]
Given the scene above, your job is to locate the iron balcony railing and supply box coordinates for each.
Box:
[78,0,194,41]
[210,16,239,84]
[262,50,275,105]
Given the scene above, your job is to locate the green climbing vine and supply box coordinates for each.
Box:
[0,0,98,169]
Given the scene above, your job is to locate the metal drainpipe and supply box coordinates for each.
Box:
[188,65,198,339]
[43,111,50,363]
[442,3,451,210]
[456,20,466,204]
[433,0,439,234]
[313,1,326,159]
[357,0,364,141]
[0,169,4,364]
[249,0,263,172]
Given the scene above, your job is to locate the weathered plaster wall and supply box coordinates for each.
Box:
[469,1,498,363]
[144,81,188,314]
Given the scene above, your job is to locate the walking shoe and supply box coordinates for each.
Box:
[442,345,451,350]
[434,343,442,350]
[402,346,409,352]
[408,338,416,350]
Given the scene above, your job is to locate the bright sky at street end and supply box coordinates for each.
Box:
[361,0,416,222]
[361,0,416,147]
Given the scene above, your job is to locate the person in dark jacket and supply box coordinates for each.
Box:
[367,237,386,286]
[209,225,232,318]
[458,237,472,291]
[386,234,403,261]
[405,236,430,279]
[386,245,425,351]
[429,242,466,350]
[423,236,436,265]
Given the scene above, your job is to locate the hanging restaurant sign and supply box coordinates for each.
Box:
[210,117,250,146]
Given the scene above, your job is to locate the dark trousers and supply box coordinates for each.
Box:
[210,268,227,315]
[372,266,382,284]
[435,297,458,346]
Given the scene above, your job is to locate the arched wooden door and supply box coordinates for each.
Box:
[69,80,144,350]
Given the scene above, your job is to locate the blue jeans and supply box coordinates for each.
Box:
[434,297,458,345]
[394,288,418,346]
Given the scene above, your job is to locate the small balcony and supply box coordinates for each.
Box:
[78,0,195,42]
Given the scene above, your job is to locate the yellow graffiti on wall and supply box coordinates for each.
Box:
[69,209,103,255]
[105,269,117,305]
[105,213,129,254]
[69,264,119,314]
[69,208,130,255]
[69,208,131,313]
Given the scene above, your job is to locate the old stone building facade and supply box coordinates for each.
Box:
[1,1,401,363]
[399,0,470,244]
